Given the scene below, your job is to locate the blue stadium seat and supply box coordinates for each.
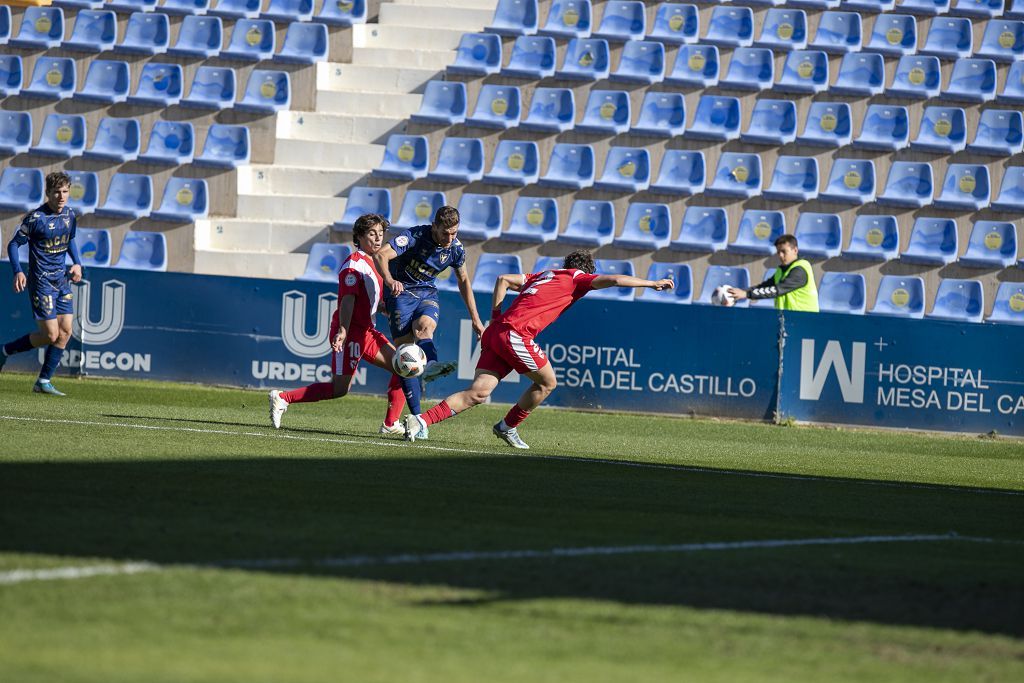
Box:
[0,168,44,212]
[975,19,1024,61]
[317,0,366,26]
[472,254,522,292]
[631,92,685,137]
[63,10,117,52]
[434,264,460,292]
[950,0,1005,19]
[29,114,86,158]
[921,17,973,59]
[71,228,111,268]
[728,210,785,255]
[832,53,885,95]
[704,6,753,47]
[934,163,990,209]
[427,137,485,183]
[611,40,665,83]
[194,123,250,168]
[221,19,274,61]
[0,111,32,156]
[128,62,183,106]
[115,12,170,55]
[797,102,852,147]
[0,56,22,98]
[169,15,222,57]
[521,87,574,132]
[108,0,158,11]
[275,21,329,64]
[393,191,445,230]
[373,134,429,180]
[181,66,235,110]
[810,12,862,53]
[613,203,672,250]
[161,0,212,15]
[992,165,1024,212]
[685,95,740,141]
[539,143,595,189]
[854,105,910,151]
[697,266,750,307]
[986,282,1024,324]
[296,243,352,282]
[901,217,958,264]
[577,90,630,134]
[742,99,797,145]
[484,140,540,186]
[411,81,467,125]
[10,7,64,49]
[97,173,154,219]
[84,117,141,163]
[911,106,967,152]
[775,49,829,93]
[590,259,637,301]
[1011,0,1024,16]
[794,213,842,258]
[864,14,918,56]
[67,171,98,216]
[665,44,719,87]
[209,0,261,19]
[818,272,867,315]
[593,1,645,41]
[900,0,951,14]
[466,85,521,129]
[151,177,209,222]
[968,109,1024,155]
[650,150,705,196]
[878,161,934,207]
[0,5,8,45]
[75,59,130,104]
[237,69,290,113]
[503,36,557,78]
[556,38,610,79]
[756,9,808,50]
[113,231,168,272]
[886,55,942,98]
[844,214,900,260]
[261,0,313,22]
[53,0,104,9]
[504,196,559,243]
[670,206,727,252]
[845,0,895,10]
[870,275,925,318]
[788,0,840,9]
[595,147,650,192]
[927,278,984,323]
[486,0,539,36]
[764,156,819,201]
[720,47,775,91]
[22,57,76,100]
[139,121,195,165]
[450,33,502,75]
[706,152,762,198]
[456,194,503,241]
[648,3,698,45]
[821,158,876,204]
[335,187,391,231]
[557,199,614,246]
[998,61,1024,102]
[942,58,997,101]
[643,263,692,304]
[959,220,1017,267]
[540,0,592,39]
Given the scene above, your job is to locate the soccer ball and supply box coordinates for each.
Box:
[392,343,427,378]
[711,285,735,307]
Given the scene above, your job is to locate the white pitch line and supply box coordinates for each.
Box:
[2,414,1022,498]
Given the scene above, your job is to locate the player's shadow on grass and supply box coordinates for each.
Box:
[101,413,385,441]
[2,456,1022,636]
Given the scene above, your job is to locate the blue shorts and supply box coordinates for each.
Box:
[385,288,440,339]
[30,272,73,321]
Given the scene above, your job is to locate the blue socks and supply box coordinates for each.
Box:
[38,345,64,382]
[401,339,439,414]
[416,338,438,363]
[2,334,33,357]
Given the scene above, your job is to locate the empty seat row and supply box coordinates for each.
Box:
[3,225,168,271]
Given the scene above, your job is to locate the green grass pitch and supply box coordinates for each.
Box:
[0,372,1022,682]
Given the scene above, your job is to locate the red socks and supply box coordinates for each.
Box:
[503,404,531,428]
[385,374,406,426]
[422,400,456,426]
[280,382,335,404]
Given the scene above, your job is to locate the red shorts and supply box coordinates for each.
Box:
[476,321,548,378]
[331,326,390,376]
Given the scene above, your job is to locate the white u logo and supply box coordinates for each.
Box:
[281,290,337,359]
[72,279,126,345]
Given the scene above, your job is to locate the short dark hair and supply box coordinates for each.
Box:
[563,250,595,274]
[46,171,71,194]
[432,205,460,231]
[352,213,388,247]
[775,234,798,250]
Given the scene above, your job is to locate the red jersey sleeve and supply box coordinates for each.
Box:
[337,268,363,298]
[572,272,599,296]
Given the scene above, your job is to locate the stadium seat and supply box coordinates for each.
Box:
[742,99,797,145]
[1011,0,1024,16]
[556,38,610,80]
[942,58,997,102]
[29,114,86,159]
[194,124,250,168]
[613,203,672,250]
[696,266,750,307]
[0,168,44,212]
[169,15,222,57]
[788,0,840,8]
[794,213,842,258]
[775,49,829,93]
[845,0,895,9]
[975,19,1024,61]
[0,56,22,98]
[503,196,559,243]
[821,158,876,204]
[797,102,852,147]
[274,21,329,64]
[593,1,645,41]
[844,214,900,260]
[704,6,753,48]
[209,0,261,19]
[539,0,592,39]
[456,194,503,241]
[237,70,290,113]
[67,171,98,216]
[151,177,209,222]
[335,187,391,231]
[921,17,973,59]
[261,0,313,22]
[959,220,1018,267]
[878,162,934,207]
[434,266,461,293]
[992,166,1024,212]
[651,150,705,196]
[427,137,485,183]
[450,33,502,75]
[643,263,692,304]
[630,92,684,137]
[870,275,925,318]
[483,140,540,186]
[728,210,785,255]
[611,40,665,84]
[221,19,274,61]
[685,95,740,141]
[161,0,212,15]
[0,5,8,45]
[864,14,918,56]
[71,228,111,268]
[556,199,614,246]
[900,0,951,14]
[595,147,651,192]
[108,0,158,11]
[670,206,727,252]
[901,216,959,264]
[393,191,445,230]
[810,12,862,53]
[764,156,819,201]
[139,121,194,165]
[296,244,352,282]
[926,278,984,323]
[466,85,522,129]
[854,105,910,151]
[84,117,141,163]
[411,81,467,126]
[63,10,117,52]
[0,111,32,156]
[933,163,990,210]
[886,55,942,98]
[590,259,636,301]
[22,57,76,100]
[756,9,808,50]
[665,45,719,87]
[10,7,64,49]
[539,143,595,189]
[998,61,1024,102]
[96,173,153,219]
[316,0,366,26]
[115,12,170,55]
[910,106,966,153]
[373,135,428,180]
[577,90,630,134]
[986,282,1024,324]
[968,109,1024,155]
[75,59,130,104]
[471,254,522,292]
[520,87,574,132]
[832,53,885,96]
[647,3,698,45]
[950,0,1006,19]
[503,36,557,79]
[720,47,775,91]
[128,63,183,106]
[818,272,866,314]
[486,0,539,36]
[707,153,762,198]
[181,66,236,110]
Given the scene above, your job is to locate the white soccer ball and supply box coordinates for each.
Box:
[392,343,427,378]
[711,285,736,307]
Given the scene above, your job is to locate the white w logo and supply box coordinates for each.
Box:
[799,339,866,403]
[72,279,125,345]
[281,290,337,359]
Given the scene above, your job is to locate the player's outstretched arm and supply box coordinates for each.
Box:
[491,274,526,319]
[592,275,674,291]
[373,244,402,296]
[455,265,485,336]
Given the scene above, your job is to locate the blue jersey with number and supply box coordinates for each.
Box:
[387,225,466,291]
[11,204,77,279]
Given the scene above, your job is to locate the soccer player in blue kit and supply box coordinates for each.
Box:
[0,171,82,395]
[373,205,485,437]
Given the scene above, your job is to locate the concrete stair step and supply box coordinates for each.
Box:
[235,193,346,223]
[378,4,495,30]
[317,62,439,94]
[277,110,408,144]
[350,46,454,70]
[193,249,310,280]
[239,165,366,197]
[195,218,331,254]
[314,90,422,117]
[273,139,384,169]
[353,24,466,50]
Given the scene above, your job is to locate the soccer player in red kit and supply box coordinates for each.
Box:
[404,250,674,448]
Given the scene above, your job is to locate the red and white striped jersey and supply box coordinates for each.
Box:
[332,250,384,332]
[499,269,598,338]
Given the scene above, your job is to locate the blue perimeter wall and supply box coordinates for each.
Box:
[1,269,1022,436]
